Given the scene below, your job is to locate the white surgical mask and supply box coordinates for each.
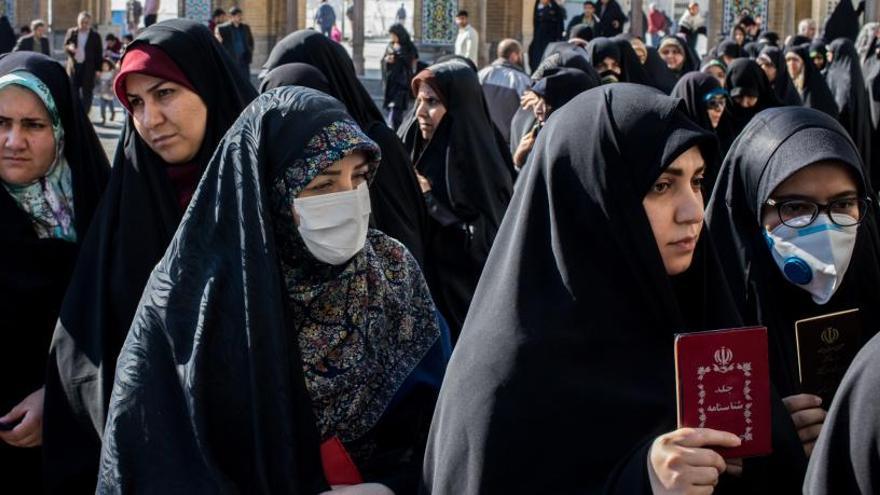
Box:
[293,182,371,265]
[764,214,858,305]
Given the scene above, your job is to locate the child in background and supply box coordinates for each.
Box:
[97,58,117,125]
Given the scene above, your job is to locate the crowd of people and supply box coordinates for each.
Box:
[0,0,879,494]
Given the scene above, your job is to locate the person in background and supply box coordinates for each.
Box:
[598,0,626,37]
[122,33,134,49]
[13,19,50,56]
[216,6,254,84]
[478,38,530,146]
[126,0,142,33]
[18,25,30,38]
[208,7,227,34]
[314,0,337,37]
[0,16,15,54]
[566,1,601,39]
[104,33,123,64]
[396,2,407,25]
[97,58,116,125]
[454,10,479,67]
[647,3,667,47]
[143,0,159,28]
[64,11,102,115]
[382,23,418,130]
[678,2,706,51]
[798,18,817,40]
[809,38,829,73]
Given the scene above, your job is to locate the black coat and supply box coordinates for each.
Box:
[0,50,109,487]
[528,0,566,73]
[12,34,50,56]
[826,38,873,185]
[42,20,257,493]
[217,21,255,64]
[64,27,102,87]
[423,83,806,493]
[786,44,840,119]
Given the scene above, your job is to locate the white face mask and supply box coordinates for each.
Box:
[764,214,858,305]
[293,182,371,265]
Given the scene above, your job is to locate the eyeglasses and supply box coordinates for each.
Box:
[706,97,726,111]
[764,196,871,228]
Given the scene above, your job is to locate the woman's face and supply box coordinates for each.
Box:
[757,58,776,82]
[733,94,758,108]
[415,83,447,141]
[293,151,369,225]
[733,28,745,45]
[659,45,684,71]
[786,52,803,79]
[812,54,826,70]
[533,97,550,123]
[643,146,705,276]
[124,73,208,165]
[390,32,399,44]
[761,162,860,231]
[706,96,725,129]
[0,85,56,186]
[706,65,725,85]
[594,57,621,75]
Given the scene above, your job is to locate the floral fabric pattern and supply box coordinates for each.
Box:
[270,118,440,443]
[0,70,76,241]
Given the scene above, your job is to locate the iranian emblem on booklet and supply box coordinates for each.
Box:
[675,327,772,458]
[795,308,862,406]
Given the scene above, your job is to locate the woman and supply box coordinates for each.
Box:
[423,83,806,493]
[528,0,566,73]
[0,16,15,54]
[98,86,449,494]
[672,72,735,182]
[401,59,514,338]
[724,58,781,135]
[41,19,256,492]
[825,38,873,183]
[658,35,698,80]
[587,36,650,86]
[757,46,802,106]
[706,106,880,464]
[702,58,727,86]
[809,39,829,73]
[732,24,747,46]
[0,51,109,484]
[716,39,742,67]
[513,67,592,170]
[261,30,428,269]
[785,44,839,118]
[382,24,418,131]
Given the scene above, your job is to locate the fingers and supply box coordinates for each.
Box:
[791,407,826,430]
[725,457,744,477]
[797,422,824,444]
[782,393,822,413]
[675,427,742,450]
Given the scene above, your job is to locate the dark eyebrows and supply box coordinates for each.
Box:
[661,164,705,177]
[125,80,169,100]
[774,190,860,202]
[317,160,369,176]
[0,114,49,124]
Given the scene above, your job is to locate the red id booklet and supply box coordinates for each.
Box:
[320,436,364,486]
[675,326,772,459]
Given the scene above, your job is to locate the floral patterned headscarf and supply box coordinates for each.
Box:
[0,70,75,241]
[270,118,441,447]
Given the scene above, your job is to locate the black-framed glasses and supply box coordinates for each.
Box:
[765,196,872,228]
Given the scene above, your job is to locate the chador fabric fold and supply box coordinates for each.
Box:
[758,46,802,107]
[422,83,805,494]
[0,51,109,483]
[261,30,429,268]
[724,58,781,135]
[825,38,873,184]
[401,59,514,337]
[705,106,880,402]
[98,86,448,495]
[41,19,257,493]
[785,44,839,119]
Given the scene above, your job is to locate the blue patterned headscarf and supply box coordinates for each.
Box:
[0,70,76,241]
[270,117,442,446]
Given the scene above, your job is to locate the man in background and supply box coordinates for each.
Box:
[314,0,337,37]
[65,11,102,114]
[13,19,49,55]
[455,10,479,66]
[216,6,254,83]
[478,39,530,146]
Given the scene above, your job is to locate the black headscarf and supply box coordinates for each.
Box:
[531,66,592,110]
[42,19,257,493]
[822,0,860,44]
[598,0,627,36]
[568,23,595,42]
[743,40,764,58]
[401,60,514,335]
[643,45,679,94]
[528,0,566,73]
[259,62,332,94]
[0,51,109,479]
[658,35,700,80]
[587,36,650,85]
[0,16,15,54]
[808,38,829,71]
[671,71,736,179]
[786,44,839,118]
[423,83,805,494]
[705,106,880,401]
[803,330,880,494]
[758,45,802,106]
[826,38,873,183]
[261,30,428,268]
[718,38,743,59]
[383,23,418,110]
[724,58,781,134]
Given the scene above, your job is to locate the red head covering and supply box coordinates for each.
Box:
[114,43,197,112]
[411,69,446,105]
